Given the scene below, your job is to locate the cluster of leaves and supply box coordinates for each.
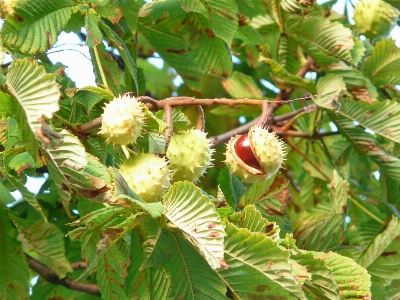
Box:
[1,0,400,299]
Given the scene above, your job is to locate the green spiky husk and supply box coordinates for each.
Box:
[354,0,399,41]
[249,126,285,177]
[224,126,285,182]
[118,153,171,202]
[224,145,267,182]
[100,95,145,145]
[167,129,214,182]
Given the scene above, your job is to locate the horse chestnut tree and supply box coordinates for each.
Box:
[1,0,400,299]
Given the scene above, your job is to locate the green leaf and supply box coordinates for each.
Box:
[330,69,378,102]
[217,167,245,209]
[41,130,87,214]
[82,213,144,278]
[139,217,173,269]
[1,0,79,55]
[291,211,344,251]
[229,205,281,242]
[138,1,232,90]
[328,170,348,213]
[99,19,138,93]
[367,237,400,282]
[97,243,129,300]
[0,207,29,300]
[163,181,227,269]
[221,71,263,98]
[292,251,339,300]
[155,109,190,130]
[261,58,315,92]
[0,169,46,220]
[330,113,400,183]
[287,18,354,67]
[336,99,400,144]
[0,180,15,205]
[204,0,238,44]
[314,73,346,110]
[113,194,164,219]
[90,44,122,96]
[85,8,103,47]
[7,152,34,175]
[277,35,301,74]
[357,216,400,268]
[164,233,227,299]
[312,251,371,299]
[125,229,151,298]
[0,91,14,118]
[363,38,400,87]
[74,90,104,112]
[6,58,60,138]
[217,223,306,299]
[239,175,292,216]
[15,217,73,278]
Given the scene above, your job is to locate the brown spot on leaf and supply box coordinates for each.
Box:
[208,223,216,229]
[13,14,24,22]
[381,250,398,257]
[208,232,220,238]
[237,13,248,27]
[46,31,51,49]
[165,48,185,54]
[219,257,230,269]
[108,8,123,24]
[61,183,69,191]
[16,164,32,176]
[265,223,274,234]
[218,201,228,208]
[252,285,271,292]
[204,28,215,38]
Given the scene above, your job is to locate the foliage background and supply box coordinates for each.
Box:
[1,0,400,299]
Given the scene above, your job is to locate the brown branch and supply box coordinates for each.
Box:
[77,117,102,134]
[137,95,159,107]
[164,104,173,151]
[27,256,101,297]
[209,118,260,148]
[268,56,315,117]
[256,101,269,127]
[194,105,205,131]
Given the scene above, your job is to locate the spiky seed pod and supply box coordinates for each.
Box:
[0,0,16,19]
[99,94,145,145]
[354,0,399,41]
[166,129,214,182]
[118,153,171,203]
[224,126,285,182]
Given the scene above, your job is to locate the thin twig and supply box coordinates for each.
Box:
[256,101,269,127]
[284,136,331,182]
[77,117,102,133]
[274,105,317,122]
[27,256,101,297]
[209,118,260,148]
[137,96,159,107]
[164,105,173,151]
[76,93,325,134]
[194,105,205,131]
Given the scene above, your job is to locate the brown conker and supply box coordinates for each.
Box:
[234,133,262,170]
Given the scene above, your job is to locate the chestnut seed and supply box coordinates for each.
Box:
[234,133,262,170]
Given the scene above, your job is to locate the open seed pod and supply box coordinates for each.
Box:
[224,126,285,182]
